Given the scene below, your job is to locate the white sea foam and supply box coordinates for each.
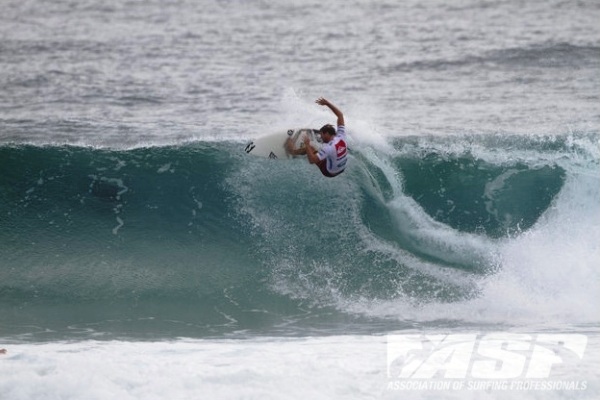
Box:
[1,334,598,400]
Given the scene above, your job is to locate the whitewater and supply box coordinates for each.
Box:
[1,0,599,399]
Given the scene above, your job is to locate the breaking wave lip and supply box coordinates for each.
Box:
[338,131,599,326]
[0,129,597,338]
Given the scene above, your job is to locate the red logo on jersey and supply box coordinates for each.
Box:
[335,140,347,157]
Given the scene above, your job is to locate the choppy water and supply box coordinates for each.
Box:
[1,0,599,399]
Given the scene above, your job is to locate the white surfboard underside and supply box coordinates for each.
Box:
[244,128,322,159]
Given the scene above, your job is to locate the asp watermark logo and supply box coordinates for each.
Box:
[386,333,588,392]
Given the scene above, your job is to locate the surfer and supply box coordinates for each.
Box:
[286,97,348,178]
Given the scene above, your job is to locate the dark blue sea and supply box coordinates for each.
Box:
[1,0,599,398]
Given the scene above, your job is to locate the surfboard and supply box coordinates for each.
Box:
[244,128,322,159]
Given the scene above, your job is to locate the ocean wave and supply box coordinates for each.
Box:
[0,131,597,337]
[386,43,600,73]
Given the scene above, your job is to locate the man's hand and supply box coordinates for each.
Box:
[315,97,330,106]
[285,137,295,153]
[303,135,311,147]
[303,135,319,164]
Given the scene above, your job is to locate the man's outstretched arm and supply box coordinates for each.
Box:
[316,97,344,127]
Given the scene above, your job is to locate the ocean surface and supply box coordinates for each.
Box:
[1,0,599,399]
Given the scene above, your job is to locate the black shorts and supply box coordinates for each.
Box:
[317,159,343,178]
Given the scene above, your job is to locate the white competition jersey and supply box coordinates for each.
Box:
[317,125,348,175]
